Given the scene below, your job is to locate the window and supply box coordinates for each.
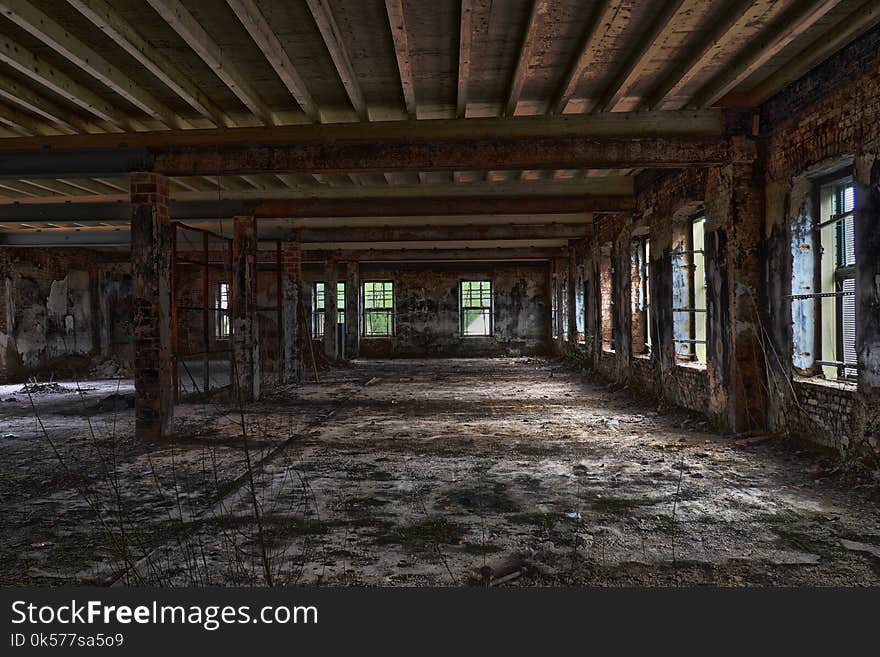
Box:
[818,178,857,379]
[672,216,706,363]
[560,271,569,341]
[460,280,493,336]
[575,265,586,344]
[599,245,615,352]
[215,282,230,339]
[632,235,650,354]
[363,281,394,336]
[312,281,345,338]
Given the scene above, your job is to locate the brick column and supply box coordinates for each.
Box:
[705,137,767,432]
[322,257,338,360]
[345,261,360,359]
[281,240,302,385]
[232,216,260,402]
[130,172,173,440]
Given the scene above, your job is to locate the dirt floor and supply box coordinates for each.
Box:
[1,357,879,586]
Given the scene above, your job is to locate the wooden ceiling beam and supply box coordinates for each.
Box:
[225,0,320,122]
[146,0,275,125]
[0,195,632,220]
[642,0,753,110]
[0,34,131,129]
[306,0,369,121]
[690,0,843,108]
[505,0,552,117]
[551,0,615,114]
[0,110,724,149]
[0,0,182,128]
[67,0,233,128]
[302,247,560,262]
[0,101,52,136]
[0,70,93,134]
[385,0,417,119]
[737,0,880,107]
[456,0,475,118]
[596,0,687,113]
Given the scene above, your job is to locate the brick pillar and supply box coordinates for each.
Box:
[131,172,173,440]
[232,216,260,402]
[345,261,360,358]
[323,258,338,360]
[705,137,767,432]
[281,240,302,385]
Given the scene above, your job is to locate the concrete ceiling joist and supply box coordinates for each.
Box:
[505,0,552,117]
[691,0,844,109]
[145,0,275,125]
[66,0,233,128]
[225,0,320,122]
[596,0,687,113]
[0,0,182,128]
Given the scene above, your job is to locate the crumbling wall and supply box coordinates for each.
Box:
[302,262,549,358]
[0,248,116,382]
[761,23,880,455]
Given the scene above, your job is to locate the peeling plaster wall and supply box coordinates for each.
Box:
[302,262,549,358]
[760,24,880,455]
[0,248,113,382]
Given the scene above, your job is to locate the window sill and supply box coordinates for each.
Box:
[632,353,651,361]
[793,374,858,392]
[676,361,706,371]
[601,349,616,354]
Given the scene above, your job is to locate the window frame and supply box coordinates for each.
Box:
[312,281,346,338]
[361,280,395,338]
[459,279,494,337]
[214,281,230,340]
[802,171,859,382]
[672,214,707,364]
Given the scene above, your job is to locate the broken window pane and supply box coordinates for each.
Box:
[215,282,230,339]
